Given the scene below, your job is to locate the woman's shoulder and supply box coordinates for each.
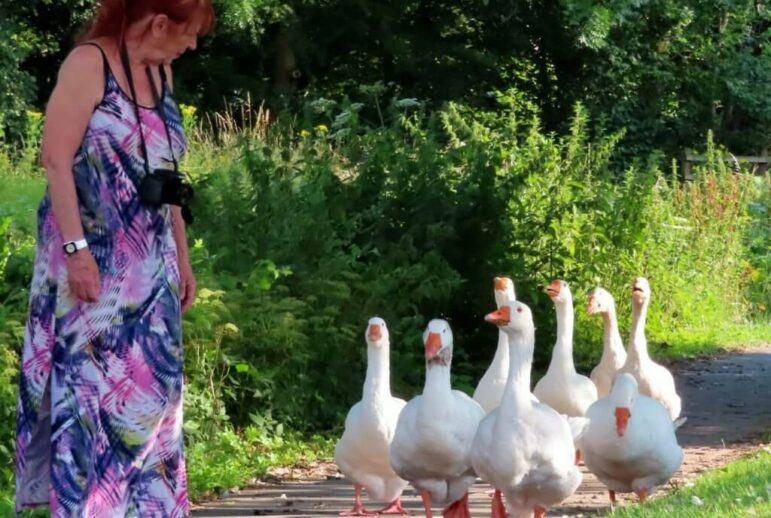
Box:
[52,41,111,109]
[59,41,109,81]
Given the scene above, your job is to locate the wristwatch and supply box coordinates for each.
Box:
[63,238,89,256]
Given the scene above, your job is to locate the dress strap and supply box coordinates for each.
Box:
[75,42,113,96]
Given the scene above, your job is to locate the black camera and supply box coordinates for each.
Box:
[139,169,194,223]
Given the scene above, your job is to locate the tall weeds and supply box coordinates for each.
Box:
[0,100,766,491]
[179,99,768,434]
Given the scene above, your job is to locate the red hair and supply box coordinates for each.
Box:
[81,0,215,42]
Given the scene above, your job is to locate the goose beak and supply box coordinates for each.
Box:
[368,324,382,341]
[615,407,631,437]
[494,277,508,291]
[544,279,561,298]
[484,306,511,326]
[425,332,442,358]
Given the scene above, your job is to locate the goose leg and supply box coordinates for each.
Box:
[574,449,582,465]
[491,489,507,518]
[609,490,617,507]
[534,505,547,518]
[377,497,410,515]
[441,492,470,518]
[635,487,649,503]
[421,491,434,518]
[340,484,378,516]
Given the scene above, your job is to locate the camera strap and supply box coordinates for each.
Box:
[119,44,179,174]
[147,65,179,173]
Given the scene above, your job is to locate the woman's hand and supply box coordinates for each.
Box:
[66,250,101,302]
[179,258,196,312]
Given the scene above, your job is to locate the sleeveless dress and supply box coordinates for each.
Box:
[15,44,189,517]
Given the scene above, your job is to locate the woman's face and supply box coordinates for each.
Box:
[145,14,201,65]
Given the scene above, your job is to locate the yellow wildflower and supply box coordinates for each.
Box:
[315,124,329,134]
[300,129,311,138]
[26,110,43,122]
[180,104,197,119]
[223,323,240,335]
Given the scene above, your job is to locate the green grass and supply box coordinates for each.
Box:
[0,175,44,234]
[186,427,335,502]
[651,321,771,362]
[608,448,771,517]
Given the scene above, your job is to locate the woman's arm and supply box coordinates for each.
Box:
[41,45,103,242]
[170,206,190,264]
[41,45,105,302]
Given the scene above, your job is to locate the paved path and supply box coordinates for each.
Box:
[191,345,771,517]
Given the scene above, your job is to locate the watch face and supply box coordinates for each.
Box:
[64,243,76,255]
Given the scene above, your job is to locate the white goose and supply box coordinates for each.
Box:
[619,278,681,420]
[473,276,516,413]
[471,300,582,518]
[581,373,685,505]
[390,319,485,518]
[533,280,598,417]
[587,288,627,398]
[335,318,408,516]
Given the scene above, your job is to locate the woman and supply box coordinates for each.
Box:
[15,1,214,516]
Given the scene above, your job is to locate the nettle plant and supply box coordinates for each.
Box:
[182,97,763,433]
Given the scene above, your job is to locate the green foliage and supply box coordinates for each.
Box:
[608,448,771,517]
[563,0,771,156]
[743,174,771,316]
[4,0,771,159]
[0,11,36,141]
[0,0,94,141]
[182,96,769,434]
[186,427,333,500]
[1,0,770,508]
[0,97,768,505]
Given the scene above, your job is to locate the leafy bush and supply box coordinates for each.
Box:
[0,96,767,506]
[183,97,769,435]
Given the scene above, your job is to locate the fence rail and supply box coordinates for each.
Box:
[682,148,769,179]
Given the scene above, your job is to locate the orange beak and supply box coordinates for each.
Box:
[425,332,442,358]
[484,306,511,326]
[587,295,599,315]
[494,277,508,291]
[368,324,382,341]
[615,407,631,437]
[544,279,561,298]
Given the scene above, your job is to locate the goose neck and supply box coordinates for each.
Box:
[601,308,625,360]
[628,300,651,361]
[549,298,576,373]
[489,330,510,374]
[363,345,391,401]
[423,357,452,401]
[500,328,534,413]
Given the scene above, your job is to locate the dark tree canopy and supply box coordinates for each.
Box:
[2,0,769,155]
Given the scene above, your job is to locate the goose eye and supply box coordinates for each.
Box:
[517,307,523,313]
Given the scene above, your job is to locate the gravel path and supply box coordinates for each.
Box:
[191,344,771,517]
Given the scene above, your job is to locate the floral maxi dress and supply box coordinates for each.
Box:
[15,45,189,517]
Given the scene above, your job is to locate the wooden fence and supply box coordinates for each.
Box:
[682,148,769,179]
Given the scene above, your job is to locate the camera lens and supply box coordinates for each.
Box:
[178,184,194,205]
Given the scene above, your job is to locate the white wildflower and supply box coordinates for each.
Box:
[691,495,704,506]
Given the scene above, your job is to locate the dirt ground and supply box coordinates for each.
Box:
[191,344,771,517]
